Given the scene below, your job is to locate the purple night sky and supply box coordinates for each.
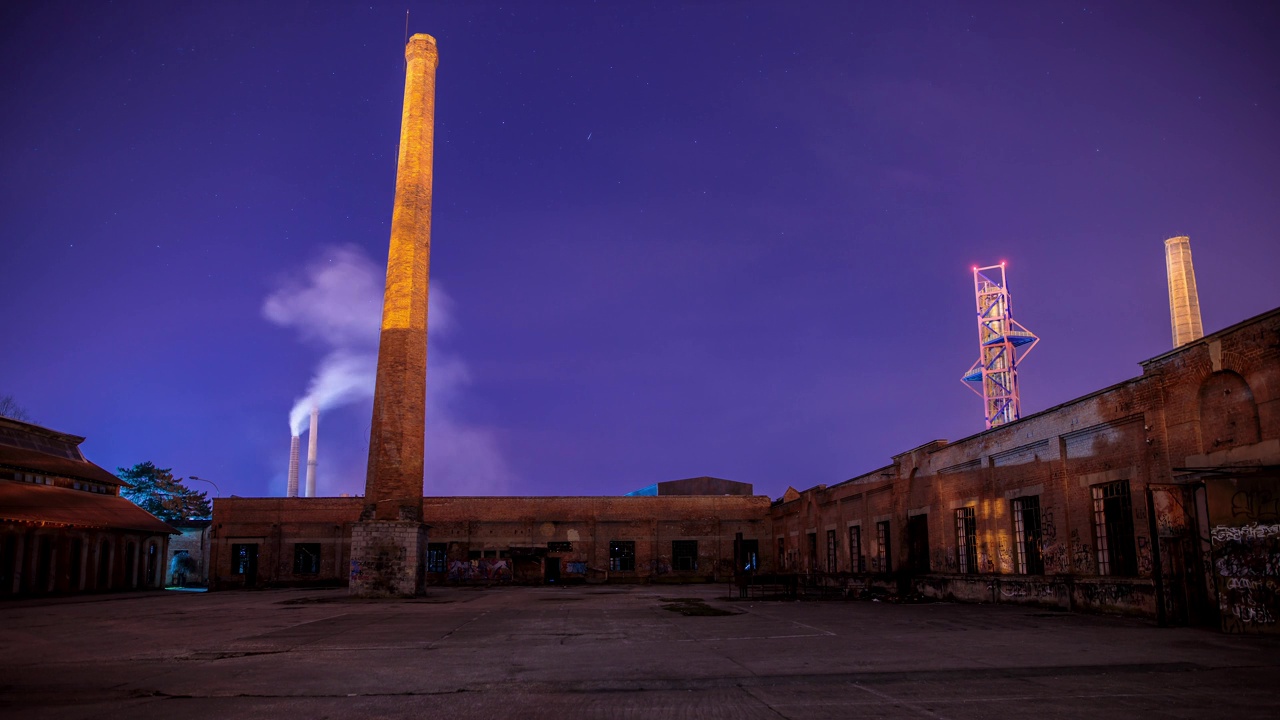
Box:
[2,2,1277,501]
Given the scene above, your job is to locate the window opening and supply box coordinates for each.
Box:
[672,540,697,571]
[1012,495,1044,574]
[955,507,977,574]
[876,521,891,573]
[609,540,635,572]
[426,543,447,573]
[293,543,321,575]
[848,526,863,572]
[1092,480,1137,576]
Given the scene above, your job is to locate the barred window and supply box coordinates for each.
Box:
[848,526,863,573]
[876,521,891,573]
[1012,496,1045,575]
[1092,480,1137,576]
[955,508,977,574]
[826,530,838,573]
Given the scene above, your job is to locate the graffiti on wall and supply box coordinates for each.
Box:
[446,559,512,583]
[1231,490,1280,523]
[1152,487,1189,537]
[1212,523,1280,631]
[1137,536,1153,576]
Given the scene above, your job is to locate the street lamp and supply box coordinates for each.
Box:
[188,475,221,497]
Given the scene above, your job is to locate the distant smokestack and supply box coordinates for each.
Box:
[287,435,300,497]
[1165,236,1204,348]
[305,406,319,497]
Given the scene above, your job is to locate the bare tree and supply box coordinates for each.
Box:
[0,394,30,422]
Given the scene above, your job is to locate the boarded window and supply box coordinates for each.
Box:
[609,540,635,572]
[293,543,321,575]
[672,540,697,571]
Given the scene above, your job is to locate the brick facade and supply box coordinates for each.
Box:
[211,307,1278,631]
[211,495,772,588]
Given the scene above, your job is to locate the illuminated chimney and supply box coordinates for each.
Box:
[287,435,300,498]
[305,406,319,497]
[1165,236,1204,348]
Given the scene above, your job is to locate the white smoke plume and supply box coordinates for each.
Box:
[263,245,511,494]
[264,246,382,434]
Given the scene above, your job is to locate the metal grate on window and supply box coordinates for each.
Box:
[1012,495,1044,575]
[826,530,838,573]
[955,507,977,574]
[1093,480,1137,576]
[848,526,862,573]
[876,521,891,573]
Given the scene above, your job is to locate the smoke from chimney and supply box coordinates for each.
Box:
[265,245,514,496]
[1165,236,1204,348]
[287,435,300,497]
[306,406,319,497]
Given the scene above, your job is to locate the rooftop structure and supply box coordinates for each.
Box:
[962,263,1039,429]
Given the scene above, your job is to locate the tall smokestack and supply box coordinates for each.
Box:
[287,435,300,497]
[305,406,318,497]
[364,33,437,522]
[1165,236,1204,348]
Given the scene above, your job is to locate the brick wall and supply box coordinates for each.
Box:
[211,495,773,587]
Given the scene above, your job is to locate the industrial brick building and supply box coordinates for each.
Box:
[211,483,770,589]
[209,305,1279,633]
[771,306,1279,632]
[0,417,176,595]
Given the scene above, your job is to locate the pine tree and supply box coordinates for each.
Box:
[118,462,212,523]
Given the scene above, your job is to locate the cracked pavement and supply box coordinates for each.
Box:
[3,584,1279,718]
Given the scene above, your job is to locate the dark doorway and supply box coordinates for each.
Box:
[69,538,83,591]
[97,540,111,590]
[124,541,136,588]
[0,535,16,594]
[544,557,560,584]
[232,543,259,587]
[905,514,931,573]
[145,543,158,588]
[738,539,759,572]
[35,536,53,592]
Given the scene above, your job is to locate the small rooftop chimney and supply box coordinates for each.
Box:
[1165,236,1204,348]
[287,435,300,498]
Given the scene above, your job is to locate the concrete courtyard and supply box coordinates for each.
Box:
[2,584,1278,719]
